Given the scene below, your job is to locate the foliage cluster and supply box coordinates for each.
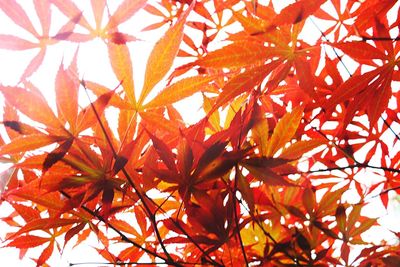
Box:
[0,0,399,266]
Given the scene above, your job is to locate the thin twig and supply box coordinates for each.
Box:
[81,82,178,266]
[59,191,168,263]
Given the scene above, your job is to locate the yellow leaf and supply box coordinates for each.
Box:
[280,139,326,160]
[266,106,303,157]
[252,117,269,156]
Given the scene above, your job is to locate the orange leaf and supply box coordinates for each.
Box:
[108,42,136,106]
[272,0,326,26]
[55,57,79,129]
[266,106,303,157]
[196,41,273,69]
[106,0,147,30]
[76,89,115,132]
[332,41,387,61]
[323,67,381,111]
[7,235,48,249]
[211,60,283,114]
[84,81,130,109]
[12,218,81,237]
[138,2,194,105]
[144,75,215,109]
[0,134,62,155]
[252,117,269,156]
[0,86,62,130]
[294,57,316,98]
[36,241,54,266]
[140,111,179,135]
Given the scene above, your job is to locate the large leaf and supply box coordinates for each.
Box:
[138,2,194,105]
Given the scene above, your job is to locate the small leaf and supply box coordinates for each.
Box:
[272,0,326,26]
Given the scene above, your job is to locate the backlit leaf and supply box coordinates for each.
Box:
[266,106,303,157]
[7,235,48,249]
[0,86,62,130]
[108,42,136,106]
[106,0,147,30]
[139,2,194,105]
[0,35,38,50]
[144,75,215,109]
